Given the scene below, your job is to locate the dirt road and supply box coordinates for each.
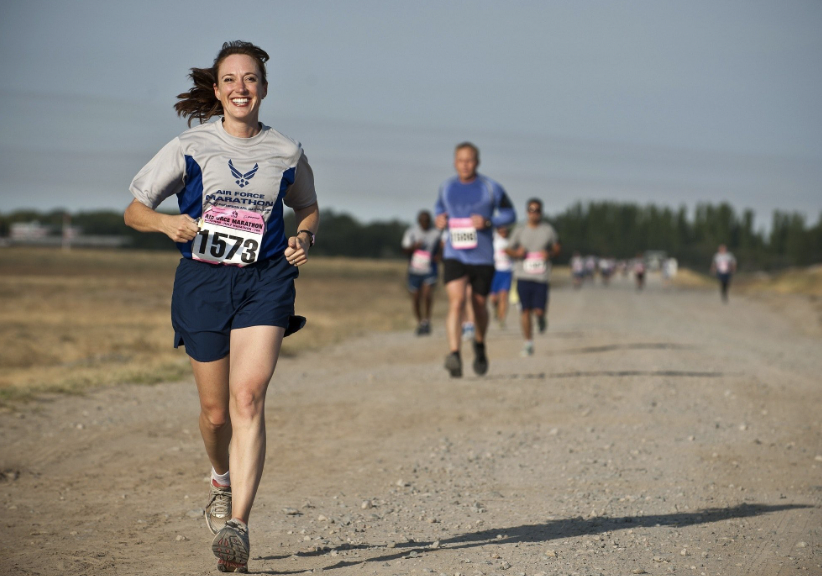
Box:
[2,275,820,575]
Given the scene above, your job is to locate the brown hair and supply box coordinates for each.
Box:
[454,141,480,163]
[174,41,270,127]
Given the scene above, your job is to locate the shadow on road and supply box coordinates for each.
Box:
[545,343,694,355]
[484,369,728,380]
[256,502,812,573]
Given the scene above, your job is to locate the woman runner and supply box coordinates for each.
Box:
[125,41,319,573]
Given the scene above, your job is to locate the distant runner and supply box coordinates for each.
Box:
[571,251,585,289]
[435,142,516,377]
[710,244,737,303]
[507,198,560,357]
[633,254,646,291]
[599,257,615,286]
[401,210,442,335]
[489,226,514,328]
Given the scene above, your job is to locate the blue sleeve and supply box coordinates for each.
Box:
[434,184,447,216]
[491,186,516,227]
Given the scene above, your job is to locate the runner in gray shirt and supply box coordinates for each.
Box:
[401,210,443,335]
[507,198,560,356]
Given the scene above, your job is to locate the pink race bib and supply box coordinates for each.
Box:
[192,206,266,267]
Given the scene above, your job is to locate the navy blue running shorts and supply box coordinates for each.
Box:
[171,256,306,362]
[407,270,438,292]
[517,279,549,311]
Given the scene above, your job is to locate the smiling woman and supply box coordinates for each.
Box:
[173,41,270,130]
[123,40,321,573]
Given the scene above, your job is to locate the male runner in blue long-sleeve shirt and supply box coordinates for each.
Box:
[435,142,517,377]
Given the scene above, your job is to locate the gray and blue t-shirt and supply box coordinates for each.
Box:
[130,119,317,261]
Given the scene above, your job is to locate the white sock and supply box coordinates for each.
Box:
[212,468,230,487]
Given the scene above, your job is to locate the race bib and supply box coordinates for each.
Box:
[449,218,478,250]
[523,252,548,276]
[192,206,265,267]
[494,249,512,271]
[409,249,433,275]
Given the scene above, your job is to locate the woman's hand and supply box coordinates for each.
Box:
[162,214,199,243]
[284,234,310,266]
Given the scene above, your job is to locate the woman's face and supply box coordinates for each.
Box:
[213,54,267,125]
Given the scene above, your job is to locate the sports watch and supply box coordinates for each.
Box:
[297,229,315,247]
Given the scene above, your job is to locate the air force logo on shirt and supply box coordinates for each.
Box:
[229,159,259,188]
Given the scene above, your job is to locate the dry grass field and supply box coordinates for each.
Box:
[0,248,445,405]
[3,247,818,406]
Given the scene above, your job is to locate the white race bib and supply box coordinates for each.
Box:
[523,252,548,276]
[410,249,433,275]
[494,249,512,271]
[192,206,265,267]
[449,218,478,250]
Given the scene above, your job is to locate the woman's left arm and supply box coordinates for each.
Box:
[284,202,320,266]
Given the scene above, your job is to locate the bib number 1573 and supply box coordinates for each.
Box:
[194,229,259,264]
[192,206,266,267]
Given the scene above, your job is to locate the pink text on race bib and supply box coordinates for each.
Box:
[202,206,266,234]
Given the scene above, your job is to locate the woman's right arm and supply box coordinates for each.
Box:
[124,199,199,242]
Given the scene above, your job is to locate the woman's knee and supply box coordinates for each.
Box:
[230,386,266,421]
[200,404,230,431]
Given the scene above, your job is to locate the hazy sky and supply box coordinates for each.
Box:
[1,1,820,229]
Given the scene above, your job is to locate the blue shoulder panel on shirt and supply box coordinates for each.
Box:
[175,155,204,258]
[258,165,297,260]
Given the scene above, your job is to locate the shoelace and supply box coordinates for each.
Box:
[208,486,231,518]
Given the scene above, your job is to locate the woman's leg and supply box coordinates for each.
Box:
[190,356,232,475]
[227,325,285,523]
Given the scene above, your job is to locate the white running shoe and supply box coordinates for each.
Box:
[205,481,232,535]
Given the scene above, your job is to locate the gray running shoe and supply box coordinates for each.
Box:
[213,519,250,573]
[445,352,462,378]
[205,482,232,535]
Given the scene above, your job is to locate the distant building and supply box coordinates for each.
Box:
[10,221,57,241]
[5,221,130,248]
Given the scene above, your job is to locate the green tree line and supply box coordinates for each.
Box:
[2,202,820,270]
[550,201,822,270]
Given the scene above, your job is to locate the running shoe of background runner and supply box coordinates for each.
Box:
[521,341,534,357]
[461,322,475,341]
[537,315,547,334]
[416,320,431,336]
[205,481,232,535]
[472,341,489,375]
[212,518,250,573]
[445,352,462,378]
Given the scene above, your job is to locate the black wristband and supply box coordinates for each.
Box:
[297,229,315,247]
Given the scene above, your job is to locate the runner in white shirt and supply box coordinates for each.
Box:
[710,244,737,303]
[489,226,513,328]
[125,41,319,573]
[401,211,442,335]
[571,252,585,289]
